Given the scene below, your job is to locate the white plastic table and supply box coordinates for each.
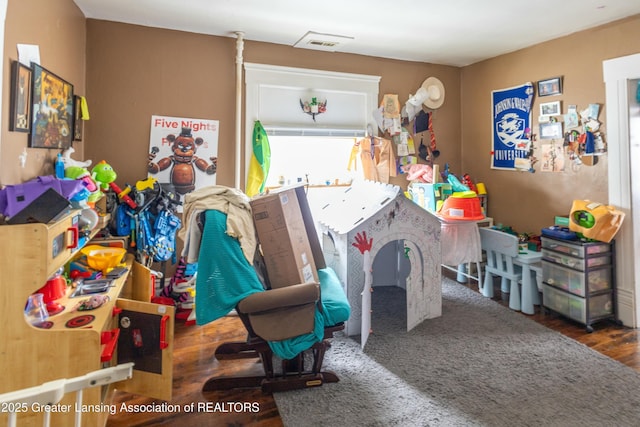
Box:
[513,250,543,314]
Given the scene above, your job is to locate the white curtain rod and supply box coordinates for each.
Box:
[262,126,366,137]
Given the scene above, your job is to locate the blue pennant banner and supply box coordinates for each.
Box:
[491,83,534,170]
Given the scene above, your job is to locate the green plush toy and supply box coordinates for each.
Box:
[91,160,117,191]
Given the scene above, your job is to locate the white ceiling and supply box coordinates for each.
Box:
[73,0,640,67]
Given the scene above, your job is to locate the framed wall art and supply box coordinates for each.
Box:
[9,61,32,132]
[73,95,83,141]
[537,76,563,97]
[539,121,563,140]
[540,101,561,117]
[29,63,74,149]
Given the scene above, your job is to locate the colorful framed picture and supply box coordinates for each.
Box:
[537,77,563,97]
[9,61,32,132]
[73,95,83,141]
[29,63,74,149]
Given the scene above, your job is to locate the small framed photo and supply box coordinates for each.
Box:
[540,101,561,117]
[539,121,563,140]
[9,61,32,133]
[537,76,562,97]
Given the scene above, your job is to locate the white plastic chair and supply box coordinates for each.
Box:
[479,227,523,310]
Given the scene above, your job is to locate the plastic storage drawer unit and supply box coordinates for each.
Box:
[543,284,613,324]
[542,262,611,296]
[541,238,610,258]
[541,248,611,271]
[541,236,616,332]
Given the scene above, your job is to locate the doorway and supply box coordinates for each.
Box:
[603,54,640,327]
[372,239,411,290]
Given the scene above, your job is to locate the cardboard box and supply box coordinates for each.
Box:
[251,185,324,288]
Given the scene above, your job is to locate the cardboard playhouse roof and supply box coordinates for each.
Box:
[316,180,402,234]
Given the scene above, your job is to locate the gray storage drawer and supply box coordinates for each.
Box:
[543,284,613,324]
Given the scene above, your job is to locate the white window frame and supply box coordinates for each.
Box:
[243,63,380,189]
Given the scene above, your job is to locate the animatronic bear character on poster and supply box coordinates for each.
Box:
[147,126,218,200]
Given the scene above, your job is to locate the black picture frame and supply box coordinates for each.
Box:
[29,62,74,149]
[9,61,32,133]
[537,77,563,97]
[73,95,83,141]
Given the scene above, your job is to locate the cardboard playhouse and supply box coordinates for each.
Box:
[316,180,442,347]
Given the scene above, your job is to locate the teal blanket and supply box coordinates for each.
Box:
[196,210,350,360]
[195,210,264,323]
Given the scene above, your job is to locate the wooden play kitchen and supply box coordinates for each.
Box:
[0,210,174,427]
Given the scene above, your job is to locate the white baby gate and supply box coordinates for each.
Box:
[0,363,133,427]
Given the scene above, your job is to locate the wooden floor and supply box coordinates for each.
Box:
[106,273,640,427]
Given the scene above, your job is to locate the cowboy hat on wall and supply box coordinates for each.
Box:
[405,77,446,121]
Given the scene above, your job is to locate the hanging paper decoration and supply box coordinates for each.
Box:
[300,97,327,121]
[491,83,534,171]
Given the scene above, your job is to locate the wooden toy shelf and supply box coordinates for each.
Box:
[0,211,174,427]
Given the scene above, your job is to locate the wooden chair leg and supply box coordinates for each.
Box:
[312,341,327,374]
[205,325,344,394]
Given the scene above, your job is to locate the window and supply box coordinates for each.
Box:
[265,135,358,188]
[244,63,380,191]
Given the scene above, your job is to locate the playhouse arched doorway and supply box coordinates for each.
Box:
[372,239,411,289]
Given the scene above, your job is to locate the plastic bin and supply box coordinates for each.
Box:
[543,262,611,296]
[541,238,610,258]
[542,249,611,271]
[543,284,613,324]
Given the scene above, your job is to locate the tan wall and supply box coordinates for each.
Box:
[2,5,639,241]
[83,20,461,190]
[0,0,86,186]
[461,15,640,234]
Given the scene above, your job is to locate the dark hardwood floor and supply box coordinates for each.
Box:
[106,272,640,426]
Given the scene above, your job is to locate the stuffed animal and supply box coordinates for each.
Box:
[91,160,117,191]
[402,163,433,183]
[61,147,92,168]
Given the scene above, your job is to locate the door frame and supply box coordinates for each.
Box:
[603,53,640,327]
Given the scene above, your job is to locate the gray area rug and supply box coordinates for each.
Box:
[274,278,640,426]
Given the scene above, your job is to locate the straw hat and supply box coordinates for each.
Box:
[420,77,445,110]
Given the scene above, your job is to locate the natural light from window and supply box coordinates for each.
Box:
[265,136,359,188]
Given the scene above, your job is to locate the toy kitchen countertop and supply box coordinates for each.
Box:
[30,257,132,332]
[0,210,175,426]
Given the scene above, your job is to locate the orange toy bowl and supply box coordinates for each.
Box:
[438,195,485,221]
[80,245,127,272]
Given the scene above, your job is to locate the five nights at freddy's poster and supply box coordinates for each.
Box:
[147,115,219,211]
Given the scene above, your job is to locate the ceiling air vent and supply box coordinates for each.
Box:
[293,31,354,52]
[309,40,338,48]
